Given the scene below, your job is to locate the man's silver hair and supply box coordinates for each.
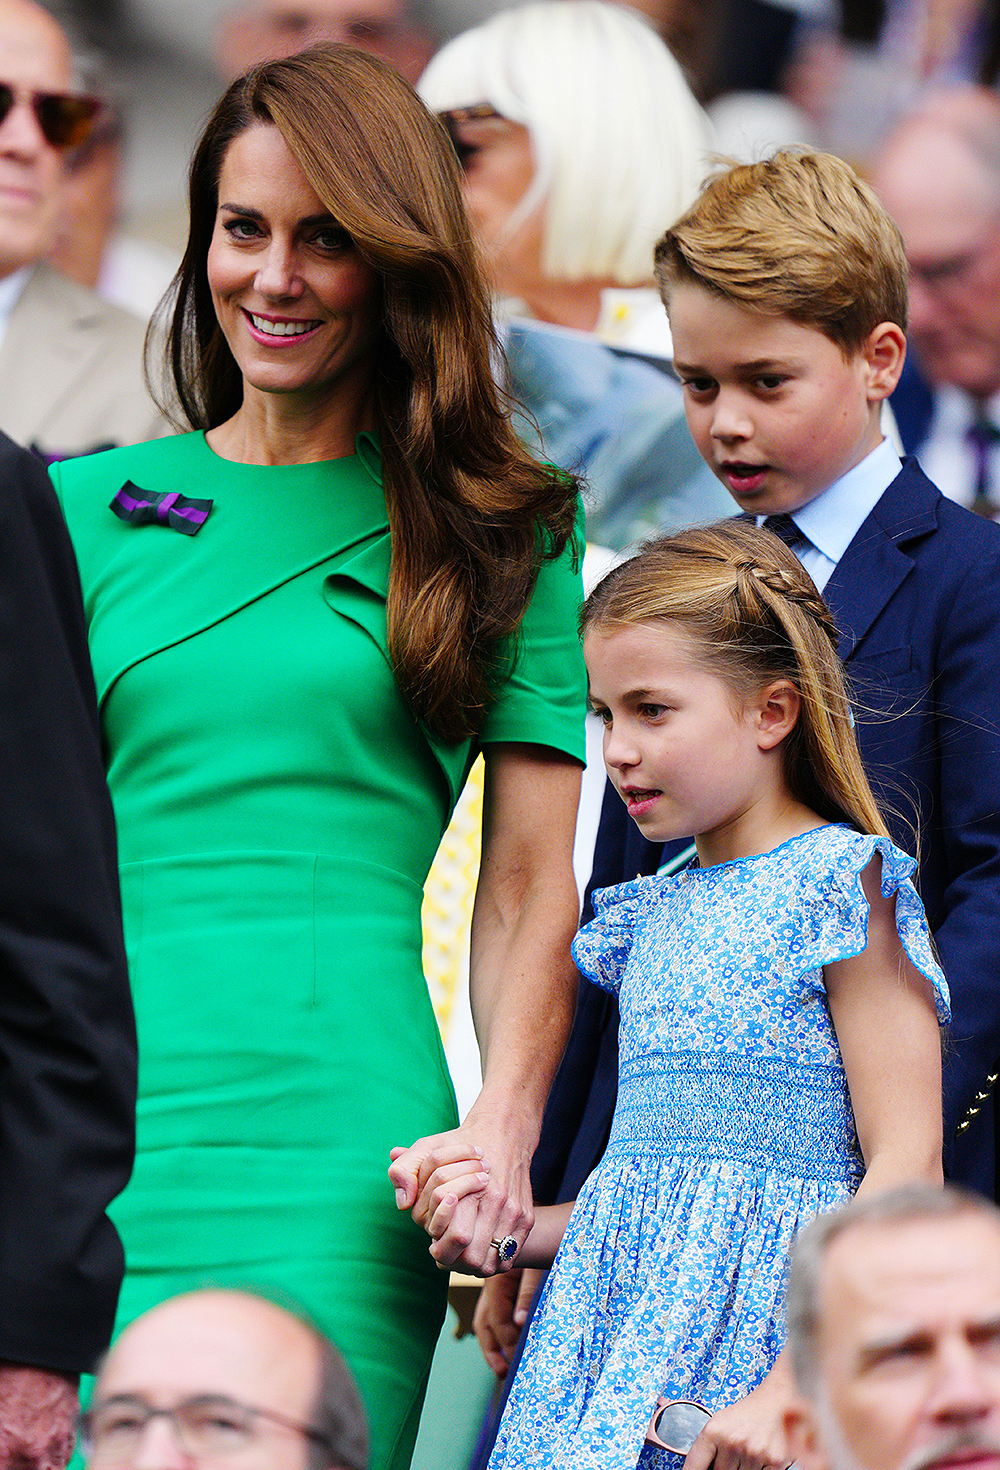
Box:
[785,1184,1000,1398]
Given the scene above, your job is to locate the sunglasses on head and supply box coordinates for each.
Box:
[0,81,101,149]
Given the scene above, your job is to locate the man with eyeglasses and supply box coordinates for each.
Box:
[873,89,1000,518]
[82,1291,368,1470]
[0,0,164,461]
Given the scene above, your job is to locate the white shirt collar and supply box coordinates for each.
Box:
[790,436,902,564]
[0,266,32,351]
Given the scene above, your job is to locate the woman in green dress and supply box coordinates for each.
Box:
[51,46,586,1470]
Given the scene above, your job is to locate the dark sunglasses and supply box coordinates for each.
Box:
[0,81,101,149]
[438,104,505,168]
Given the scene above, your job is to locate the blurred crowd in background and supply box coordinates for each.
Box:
[45,0,1000,302]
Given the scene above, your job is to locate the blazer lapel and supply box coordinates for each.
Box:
[823,459,940,660]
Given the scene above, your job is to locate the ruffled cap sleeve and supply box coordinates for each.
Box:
[793,830,949,1023]
[572,875,659,993]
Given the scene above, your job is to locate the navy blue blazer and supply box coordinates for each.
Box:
[534,458,1000,1203]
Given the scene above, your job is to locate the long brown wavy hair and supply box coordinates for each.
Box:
[152,44,579,743]
[582,521,892,839]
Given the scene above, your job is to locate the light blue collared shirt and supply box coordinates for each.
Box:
[755,437,902,591]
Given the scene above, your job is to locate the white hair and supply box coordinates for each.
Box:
[418,0,712,284]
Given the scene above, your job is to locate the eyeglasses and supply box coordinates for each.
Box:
[0,81,101,150]
[437,104,505,168]
[80,1394,335,1463]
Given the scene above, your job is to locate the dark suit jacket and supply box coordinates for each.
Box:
[535,457,1000,1206]
[0,431,135,1373]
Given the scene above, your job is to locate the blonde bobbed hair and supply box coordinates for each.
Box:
[582,521,891,840]
[418,0,711,285]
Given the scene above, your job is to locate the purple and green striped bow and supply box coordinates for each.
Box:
[111,481,213,536]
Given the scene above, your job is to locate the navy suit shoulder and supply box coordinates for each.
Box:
[829,457,1000,1192]
[0,433,136,1372]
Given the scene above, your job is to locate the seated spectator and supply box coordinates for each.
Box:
[82,1289,368,1470]
[216,0,434,84]
[873,87,1000,516]
[0,0,165,459]
[51,99,177,320]
[784,1185,1000,1470]
[419,1,732,550]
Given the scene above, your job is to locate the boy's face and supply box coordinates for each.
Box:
[668,283,893,516]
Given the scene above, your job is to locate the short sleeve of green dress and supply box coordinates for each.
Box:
[51,430,586,1470]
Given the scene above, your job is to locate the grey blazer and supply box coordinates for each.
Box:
[0,263,169,460]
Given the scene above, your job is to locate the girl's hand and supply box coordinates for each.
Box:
[683,1374,793,1470]
[473,1268,544,1377]
[388,1143,490,1235]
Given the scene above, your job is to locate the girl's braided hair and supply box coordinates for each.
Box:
[582,520,890,839]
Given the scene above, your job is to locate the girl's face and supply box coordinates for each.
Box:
[206,123,382,411]
[585,619,783,851]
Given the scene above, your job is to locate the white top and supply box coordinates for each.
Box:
[0,267,32,352]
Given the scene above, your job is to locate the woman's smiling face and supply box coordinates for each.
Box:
[206,123,381,409]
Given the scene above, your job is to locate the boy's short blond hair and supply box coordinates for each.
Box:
[654,150,908,355]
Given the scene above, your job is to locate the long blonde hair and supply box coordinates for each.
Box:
[582,522,891,839]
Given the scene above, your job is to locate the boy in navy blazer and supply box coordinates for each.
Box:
[654,150,1000,1196]
[470,152,1000,1418]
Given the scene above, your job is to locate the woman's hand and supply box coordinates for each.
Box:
[683,1369,794,1470]
[473,1268,544,1377]
[389,1115,533,1273]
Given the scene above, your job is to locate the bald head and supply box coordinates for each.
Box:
[0,0,71,66]
[873,87,1000,398]
[91,1291,367,1470]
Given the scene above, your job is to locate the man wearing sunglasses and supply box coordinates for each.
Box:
[83,1291,368,1470]
[0,0,164,462]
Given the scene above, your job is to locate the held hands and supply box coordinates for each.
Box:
[388,1120,533,1275]
[683,1372,794,1470]
[388,1140,492,1240]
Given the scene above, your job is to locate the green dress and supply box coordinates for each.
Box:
[51,431,586,1470]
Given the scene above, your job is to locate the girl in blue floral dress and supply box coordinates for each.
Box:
[416,522,948,1470]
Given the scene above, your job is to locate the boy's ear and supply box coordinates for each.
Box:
[755,679,800,750]
[862,321,907,401]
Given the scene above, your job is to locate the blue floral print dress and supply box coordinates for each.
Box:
[489,825,949,1470]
